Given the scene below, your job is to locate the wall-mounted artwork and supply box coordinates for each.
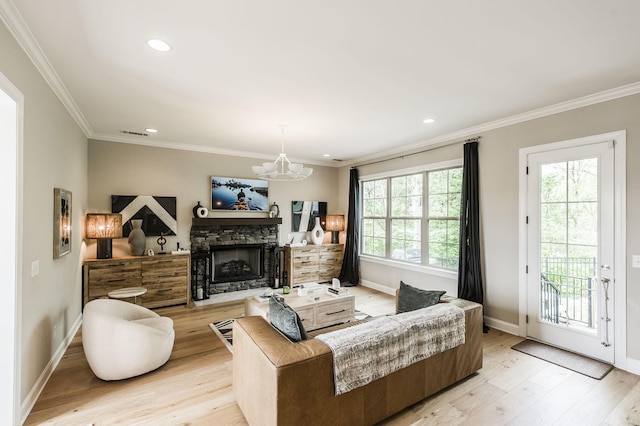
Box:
[292,200,327,232]
[211,176,269,211]
[53,188,72,259]
[111,195,177,237]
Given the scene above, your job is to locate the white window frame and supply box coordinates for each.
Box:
[359,159,462,278]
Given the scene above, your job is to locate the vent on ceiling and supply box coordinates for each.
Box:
[332,158,344,162]
[120,130,149,137]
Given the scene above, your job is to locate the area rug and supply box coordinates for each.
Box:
[511,339,613,380]
[209,310,371,353]
[210,318,235,352]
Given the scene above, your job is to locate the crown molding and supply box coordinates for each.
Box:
[90,132,335,167]
[0,0,92,136]
[347,81,640,168]
[95,79,640,168]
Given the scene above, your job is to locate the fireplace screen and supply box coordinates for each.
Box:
[210,244,265,283]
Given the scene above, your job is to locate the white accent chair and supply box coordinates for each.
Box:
[82,298,175,381]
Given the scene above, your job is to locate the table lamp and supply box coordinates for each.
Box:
[325,214,345,244]
[86,213,122,259]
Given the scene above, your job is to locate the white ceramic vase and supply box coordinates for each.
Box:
[128,219,146,256]
[311,216,324,245]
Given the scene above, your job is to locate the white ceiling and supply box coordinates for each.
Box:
[3,0,640,166]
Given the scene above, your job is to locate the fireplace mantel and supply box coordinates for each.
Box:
[192,217,282,227]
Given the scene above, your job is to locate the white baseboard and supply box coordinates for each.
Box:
[360,279,396,296]
[484,316,519,336]
[625,357,640,376]
[21,313,82,424]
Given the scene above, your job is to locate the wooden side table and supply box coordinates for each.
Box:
[108,287,147,305]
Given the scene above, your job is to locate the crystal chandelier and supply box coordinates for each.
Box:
[252,127,313,181]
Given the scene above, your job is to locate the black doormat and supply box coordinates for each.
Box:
[512,339,613,380]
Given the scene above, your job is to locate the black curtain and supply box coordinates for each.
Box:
[457,141,488,332]
[338,168,360,286]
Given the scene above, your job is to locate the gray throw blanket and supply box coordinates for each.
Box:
[315,303,465,395]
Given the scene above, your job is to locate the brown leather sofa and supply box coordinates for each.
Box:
[233,298,483,426]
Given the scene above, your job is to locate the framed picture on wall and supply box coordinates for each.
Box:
[210,176,269,211]
[111,195,177,237]
[53,187,72,259]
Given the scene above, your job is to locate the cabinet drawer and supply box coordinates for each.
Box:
[143,286,187,308]
[89,278,144,300]
[291,270,318,285]
[296,306,315,328]
[315,299,354,327]
[143,276,187,289]
[88,262,141,283]
[142,257,188,277]
[291,246,320,258]
[291,256,319,269]
[318,265,341,282]
[318,246,342,260]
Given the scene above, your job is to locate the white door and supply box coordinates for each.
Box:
[526,140,614,363]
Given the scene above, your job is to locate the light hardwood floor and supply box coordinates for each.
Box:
[25,286,640,425]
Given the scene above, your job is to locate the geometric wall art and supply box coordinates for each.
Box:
[111,195,177,237]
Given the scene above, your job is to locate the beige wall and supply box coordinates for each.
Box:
[0,20,88,410]
[340,94,640,361]
[88,140,341,256]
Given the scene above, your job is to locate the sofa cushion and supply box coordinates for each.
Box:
[397,281,446,314]
[269,295,308,342]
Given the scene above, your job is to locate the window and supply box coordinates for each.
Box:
[361,166,462,271]
[427,168,462,269]
[362,179,386,257]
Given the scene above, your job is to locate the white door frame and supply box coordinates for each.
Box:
[518,131,626,369]
[0,71,23,426]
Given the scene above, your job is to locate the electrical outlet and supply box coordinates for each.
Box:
[31,260,39,277]
[53,324,57,340]
[633,255,640,268]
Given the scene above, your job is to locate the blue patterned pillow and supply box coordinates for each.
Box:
[397,281,446,314]
[269,295,308,342]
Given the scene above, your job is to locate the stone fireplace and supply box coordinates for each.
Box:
[190,218,281,297]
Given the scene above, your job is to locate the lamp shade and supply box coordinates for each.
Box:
[86,213,123,239]
[325,215,345,232]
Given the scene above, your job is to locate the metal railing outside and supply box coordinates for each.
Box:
[540,257,597,328]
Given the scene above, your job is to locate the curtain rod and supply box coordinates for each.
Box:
[352,136,481,169]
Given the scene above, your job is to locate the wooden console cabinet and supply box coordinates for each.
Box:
[83,255,190,308]
[283,244,343,287]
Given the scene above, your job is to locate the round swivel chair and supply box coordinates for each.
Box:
[82,298,175,381]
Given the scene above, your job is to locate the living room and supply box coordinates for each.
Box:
[2,2,640,425]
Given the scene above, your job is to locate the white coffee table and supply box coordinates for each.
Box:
[245,288,355,331]
[108,287,147,305]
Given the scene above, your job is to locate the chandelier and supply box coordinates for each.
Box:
[252,127,313,181]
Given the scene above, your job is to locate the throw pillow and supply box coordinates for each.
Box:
[269,295,308,342]
[397,281,446,314]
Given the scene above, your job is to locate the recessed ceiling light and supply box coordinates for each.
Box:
[145,128,158,133]
[323,154,331,157]
[147,39,172,52]
[423,118,436,124]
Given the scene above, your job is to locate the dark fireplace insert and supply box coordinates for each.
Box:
[210,243,265,283]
